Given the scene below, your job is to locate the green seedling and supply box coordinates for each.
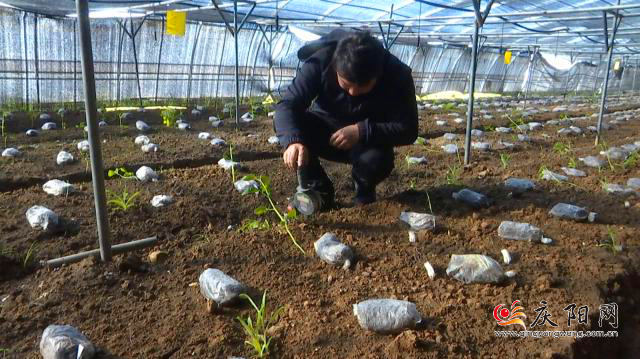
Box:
[567,157,578,169]
[484,125,496,132]
[241,174,304,254]
[441,103,456,112]
[236,292,285,359]
[444,164,462,186]
[499,153,511,169]
[224,144,237,183]
[538,165,549,180]
[161,108,180,128]
[414,136,427,145]
[425,190,434,215]
[623,151,638,169]
[507,115,526,131]
[107,167,136,180]
[553,141,571,155]
[597,227,623,254]
[22,242,38,268]
[75,122,86,130]
[107,189,140,211]
[408,178,417,191]
[239,218,272,232]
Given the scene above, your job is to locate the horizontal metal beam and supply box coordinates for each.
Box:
[42,236,158,268]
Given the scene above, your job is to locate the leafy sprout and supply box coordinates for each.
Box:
[597,227,623,254]
[107,167,136,180]
[499,153,511,169]
[161,108,180,128]
[22,242,38,268]
[236,292,285,358]
[107,189,140,211]
[553,141,571,155]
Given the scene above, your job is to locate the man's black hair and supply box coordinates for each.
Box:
[332,32,385,85]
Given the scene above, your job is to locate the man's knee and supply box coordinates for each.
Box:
[352,146,394,184]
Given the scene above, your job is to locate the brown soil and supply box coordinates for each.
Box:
[1,98,640,358]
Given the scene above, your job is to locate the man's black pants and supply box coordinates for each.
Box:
[296,112,395,200]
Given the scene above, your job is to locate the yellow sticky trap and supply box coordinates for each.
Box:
[262,94,275,105]
[614,59,621,71]
[166,10,186,36]
[504,50,512,65]
[416,95,422,101]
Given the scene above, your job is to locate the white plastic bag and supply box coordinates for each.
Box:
[136,166,159,182]
[211,138,226,146]
[446,254,505,284]
[314,233,354,269]
[234,179,258,194]
[41,122,57,130]
[141,143,158,153]
[2,148,21,157]
[134,135,150,146]
[353,299,421,334]
[40,324,95,359]
[56,151,75,165]
[218,158,239,170]
[26,205,59,232]
[136,120,150,132]
[151,195,174,207]
[26,129,39,136]
[268,136,279,144]
[43,180,75,196]
[198,132,211,140]
[77,140,90,152]
[399,211,436,231]
[198,268,247,305]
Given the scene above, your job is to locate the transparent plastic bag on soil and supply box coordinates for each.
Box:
[399,211,436,231]
[353,299,422,334]
[504,178,535,193]
[234,179,258,194]
[56,151,74,165]
[198,268,247,305]
[40,324,95,359]
[579,156,606,168]
[151,195,174,207]
[135,120,150,132]
[136,166,159,182]
[498,221,542,242]
[134,135,150,145]
[141,143,159,153]
[561,167,586,177]
[314,233,354,269]
[446,254,505,284]
[628,178,640,190]
[26,205,59,232]
[452,189,490,208]
[548,203,596,222]
[77,140,90,152]
[541,169,567,182]
[2,148,21,157]
[43,180,75,196]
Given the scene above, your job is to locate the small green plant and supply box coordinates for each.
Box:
[414,136,427,145]
[597,227,623,254]
[425,190,434,215]
[75,122,86,130]
[553,141,571,155]
[499,153,511,169]
[623,151,638,169]
[224,144,237,183]
[107,189,140,211]
[507,115,526,131]
[441,102,456,112]
[239,218,272,232]
[161,108,180,128]
[408,178,417,191]
[484,124,496,132]
[107,167,136,179]
[22,242,38,268]
[538,165,548,180]
[236,292,284,359]
[567,157,578,169]
[444,164,462,186]
[241,174,304,253]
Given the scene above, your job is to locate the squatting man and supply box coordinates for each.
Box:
[274,30,419,211]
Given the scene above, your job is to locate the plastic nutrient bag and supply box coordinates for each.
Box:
[504,178,535,193]
[600,148,628,161]
[26,205,59,232]
[528,122,543,131]
[549,203,596,222]
[579,156,606,168]
[151,195,174,207]
[141,143,158,153]
[135,120,150,132]
[198,268,247,305]
[495,127,511,133]
[353,299,421,334]
[541,169,568,182]
[604,184,636,196]
[561,167,586,177]
[234,179,258,194]
[443,133,457,140]
[452,188,490,208]
[134,135,150,146]
[39,113,52,121]
[191,109,202,117]
[211,120,224,128]
[26,129,39,136]
[240,112,253,122]
[198,132,211,140]
[121,112,134,121]
[405,156,427,165]
[436,120,446,126]
[77,140,90,152]
[441,144,458,154]
[498,221,542,242]
[42,122,57,130]
[208,116,219,122]
[454,118,464,124]
[268,136,280,144]
[627,178,640,190]
[471,129,484,138]
[178,122,191,130]
[43,180,75,196]
[40,324,95,359]
[2,148,21,157]
[218,158,239,171]
[399,211,436,231]
[56,151,75,165]
[210,138,226,146]
[314,233,354,269]
[136,166,159,182]
[471,142,491,151]
[446,254,505,284]
[517,134,531,142]
[98,121,107,127]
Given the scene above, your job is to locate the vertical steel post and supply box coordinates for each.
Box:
[155,18,165,104]
[115,24,124,107]
[22,12,29,110]
[633,59,638,93]
[234,0,240,126]
[33,15,40,109]
[522,47,535,110]
[596,8,621,146]
[73,20,78,109]
[130,20,143,108]
[75,0,112,262]
[187,23,202,106]
[593,54,602,93]
[464,18,480,165]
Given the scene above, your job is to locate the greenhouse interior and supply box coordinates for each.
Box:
[1,0,640,358]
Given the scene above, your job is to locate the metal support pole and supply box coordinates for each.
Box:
[130,19,143,108]
[187,23,203,107]
[116,23,125,107]
[73,20,78,109]
[234,0,240,126]
[595,8,622,146]
[464,18,480,165]
[33,15,40,110]
[522,47,536,110]
[75,0,112,262]
[43,236,157,268]
[633,59,638,92]
[22,12,29,110]
[593,54,602,93]
[155,18,165,104]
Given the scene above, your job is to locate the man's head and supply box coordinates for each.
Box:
[333,32,384,96]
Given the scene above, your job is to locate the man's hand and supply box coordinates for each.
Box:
[329,124,360,150]
[283,143,308,170]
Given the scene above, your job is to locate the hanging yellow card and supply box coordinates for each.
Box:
[167,10,186,36]
[504,50,512,65]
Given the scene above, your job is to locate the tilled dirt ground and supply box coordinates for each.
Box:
[1,97,640,358]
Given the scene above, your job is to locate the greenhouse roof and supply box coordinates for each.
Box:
[2,0,640,55]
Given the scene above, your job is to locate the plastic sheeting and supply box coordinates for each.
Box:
[0,8,638,105]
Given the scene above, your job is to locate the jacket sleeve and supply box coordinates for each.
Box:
[357,68,419,147]
[274,58,322,149]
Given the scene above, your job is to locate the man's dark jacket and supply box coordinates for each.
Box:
[274,30,419,150]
